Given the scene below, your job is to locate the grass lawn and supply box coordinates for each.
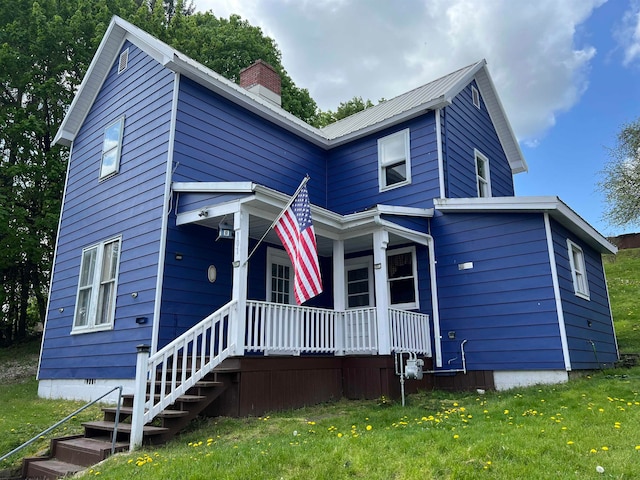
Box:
[0,249,638,478]
[604,248,640,353]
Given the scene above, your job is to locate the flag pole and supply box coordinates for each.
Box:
[243,175,310,266]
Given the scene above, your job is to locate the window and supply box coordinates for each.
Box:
[472,86,481,109]
[474,149,491,198]
[100,117,125,179]
[378,129,411,191]
[73,237,122,333]
[387,247,419,309]
[567,240,590,300]
[345,257,374,309]
[266,248,294,304]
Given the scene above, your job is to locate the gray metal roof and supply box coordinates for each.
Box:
[55,16,527,173]
[320,61,482,140]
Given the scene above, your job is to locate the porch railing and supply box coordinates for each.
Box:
[245,300,429,356]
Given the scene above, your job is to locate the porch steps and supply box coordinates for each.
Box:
[21,366,236,479]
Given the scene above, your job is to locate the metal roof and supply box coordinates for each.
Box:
[54,16,527,174]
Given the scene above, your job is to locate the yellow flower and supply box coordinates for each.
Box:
[590,449,597,454]
[602,446,609,451]
[366,425,372,431]
[635,445,640,450]
[337,433,343,438]
[503,410,509,415]
[453,434,459,439]
[567,441,574,445]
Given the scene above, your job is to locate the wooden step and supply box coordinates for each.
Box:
[53,436,128,466]
[102,406,189,419]
[23,458,84,480]
[82,420,169,436]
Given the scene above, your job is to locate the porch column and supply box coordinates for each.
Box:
[231,208,249,356]
[373,230,391,355]
[333,239,345,355]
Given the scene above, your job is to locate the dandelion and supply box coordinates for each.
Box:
[567,441,574,445]
[601,446,609,451]
[590,449,597,454]
[337,433,343,438]
[453,434,459,439]
[366,425,372,431]
[503,410,509,415]
[635,445,640,451]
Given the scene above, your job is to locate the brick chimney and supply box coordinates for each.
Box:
[239,60,282,107]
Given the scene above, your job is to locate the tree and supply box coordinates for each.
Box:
[315,96,376,128]
[600,119,640,228]
[0,0,320,345]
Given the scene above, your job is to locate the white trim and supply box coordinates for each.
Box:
[151,72,180,353]
[38,142,75,380]
[71,236,122,334]
[435,108,446,199]
[434,196,617,254]
[544,213,571,371]
[386,246,420,310]
[378,128,412,191]
[493,370,568,391]
[474,149,491,198]
[567,239,590,300]
[172,181,255,193]
[266,247,295,305]
[602,256,620,360]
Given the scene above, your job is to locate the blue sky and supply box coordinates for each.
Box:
[195,0,640,237]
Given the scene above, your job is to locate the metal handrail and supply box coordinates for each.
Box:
[0,385,123,463]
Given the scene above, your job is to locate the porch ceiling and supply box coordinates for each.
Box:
[173,182,433,256]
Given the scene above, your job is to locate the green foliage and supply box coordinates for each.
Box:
[600,118,640,228]
[315,96,376,127]
[604,248,640,353]
[0,0,320,346]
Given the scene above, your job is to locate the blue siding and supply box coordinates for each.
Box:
[40,43,174,380]
[172,77,326,206]
[550,219,617,369]
[432,211,565,371]
[328,114,440,214]
[443,81,515,199]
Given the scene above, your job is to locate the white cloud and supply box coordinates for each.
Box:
[617,0,640,66]
[193,0,605,144]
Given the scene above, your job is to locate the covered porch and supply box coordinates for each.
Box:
[169,181,441,362]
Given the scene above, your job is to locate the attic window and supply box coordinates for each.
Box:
[378,129,411,191]
[472,86,481,109]
[100,117,125,179]
[118,48,129,74]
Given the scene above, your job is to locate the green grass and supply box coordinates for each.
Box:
[604,248,640,353]
[1,249,638,478]
[78,370,640,479]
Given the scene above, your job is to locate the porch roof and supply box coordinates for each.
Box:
[173,182,433,256]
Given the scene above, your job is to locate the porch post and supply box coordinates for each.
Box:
[231,208,249,356]
[333,239,345,355]
[373,230,391,355]
[130,344,150,451]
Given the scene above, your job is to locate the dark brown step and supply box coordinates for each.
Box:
[23,458,84,480]
[102,406,189,420]
[82,420,169,436]
[53,436,128,466]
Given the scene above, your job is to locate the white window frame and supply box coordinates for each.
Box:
[471,86,481,109]
[72,236,122,334]
[378,129,411,191]
[567,240,590,300]
[266,247,295,305]
[474,149,491,198]
[345,257,375,309]
[386,246,419,310]
[100,117,125,179]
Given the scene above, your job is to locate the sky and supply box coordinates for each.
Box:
[193,0,640,237]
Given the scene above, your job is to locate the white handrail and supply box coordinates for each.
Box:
[142,301,236,424]
[389,308,431,355]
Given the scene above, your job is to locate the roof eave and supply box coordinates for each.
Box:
[434,197,616,254]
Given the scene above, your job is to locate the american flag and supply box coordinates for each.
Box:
[274,185,323,304]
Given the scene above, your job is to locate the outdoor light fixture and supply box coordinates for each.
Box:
[216,221,234,240]
[175,253,183,261]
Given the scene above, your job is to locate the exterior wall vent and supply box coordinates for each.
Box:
[471,86,480,109]
[118,48,129,74]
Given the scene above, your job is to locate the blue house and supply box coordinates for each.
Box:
[38,16,618,416]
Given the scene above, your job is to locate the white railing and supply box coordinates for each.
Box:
[342,307,378,353]
[142,300,236,423]
[389,308,431,356]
